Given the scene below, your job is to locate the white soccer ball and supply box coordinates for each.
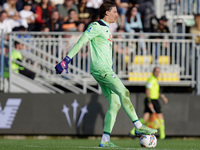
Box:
[140,135,157,148]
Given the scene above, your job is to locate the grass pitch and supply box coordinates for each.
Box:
[0,137,200,150]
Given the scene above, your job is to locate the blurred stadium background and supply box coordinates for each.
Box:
[0,0,200,143]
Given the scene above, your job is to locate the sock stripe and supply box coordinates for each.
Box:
[133,119,139,123]
[103,131,110,135]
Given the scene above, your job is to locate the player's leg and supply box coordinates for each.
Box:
[130,98,153,136]
[96,71,157,134]
[99,93,121,147]
[92,73,120,147]
[130,113,150,136]
[157,113,165,139]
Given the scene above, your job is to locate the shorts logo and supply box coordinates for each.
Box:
[87,26,93,32]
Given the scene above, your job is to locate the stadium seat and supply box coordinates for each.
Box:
[158,56,170,65]
[133,55,152,65]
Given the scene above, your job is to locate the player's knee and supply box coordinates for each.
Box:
[118,88,130,98]
[121,88,130,99]
[125,88,130,98]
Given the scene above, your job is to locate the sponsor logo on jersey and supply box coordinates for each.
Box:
[108,34,113,42]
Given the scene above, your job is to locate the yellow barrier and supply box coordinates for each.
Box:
[129,72,179,81]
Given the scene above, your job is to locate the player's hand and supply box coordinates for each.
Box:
[161,94,168,104]
[55,56,71,74]
[163,97,168,104]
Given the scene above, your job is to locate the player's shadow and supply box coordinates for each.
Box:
[77,94,105,135]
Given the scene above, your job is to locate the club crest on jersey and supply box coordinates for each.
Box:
[87,26,93,32]
[108,34,112,42]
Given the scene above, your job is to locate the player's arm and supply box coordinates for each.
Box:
[54,35,89,74]
[159,93,168,104]
[55,22,100,74]
[67,35,89,58]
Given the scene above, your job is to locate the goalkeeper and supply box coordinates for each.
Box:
[129,67,168,139]
[55,1,157,147]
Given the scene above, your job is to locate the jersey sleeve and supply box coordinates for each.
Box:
[83,22,101,40]
[67,22,101,59]
[146,79,153,89]
[67,34,89,58]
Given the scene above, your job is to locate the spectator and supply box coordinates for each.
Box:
[151,15,170,57]
[125,6,146,54]
[0,10,28,32]
[3,0,19,20]
[86,0,103,19]
[24,0,38,12]
[45,10,62,31]
[35,0,53,31]
[0,10,12,33]
[125,6,143,33]
[190,14,200,45]
[138,0,155,32]
[78,0,91,25]
[57,0,79,22]
[12,41,35,79]
[19,0,37,31]
[115,0,130,29]
[62,9,82,32]
[152,16,170,36]
[2,0,24,11]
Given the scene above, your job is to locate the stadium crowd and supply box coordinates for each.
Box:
[0,0,171,34]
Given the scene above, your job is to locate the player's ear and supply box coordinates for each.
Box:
[105,11,109,16]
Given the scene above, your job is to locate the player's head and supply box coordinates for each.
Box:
[99,0,118,23]
[153,67,160,78]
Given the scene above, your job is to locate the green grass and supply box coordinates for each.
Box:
[0,137,200,150]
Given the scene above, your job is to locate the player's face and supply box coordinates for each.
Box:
[107,6,118,23]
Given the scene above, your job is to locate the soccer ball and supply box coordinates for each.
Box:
[140,135,157,148]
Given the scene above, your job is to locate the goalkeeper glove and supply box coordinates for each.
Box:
[55,56,71,74]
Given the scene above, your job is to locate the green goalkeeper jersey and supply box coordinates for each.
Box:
[67,19,113,73]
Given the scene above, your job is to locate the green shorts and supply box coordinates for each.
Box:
[91,70,126,97]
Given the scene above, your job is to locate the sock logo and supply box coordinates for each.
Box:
[62,99,88,128]
[0,98,21,129]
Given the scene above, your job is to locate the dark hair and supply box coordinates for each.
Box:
[14,41,20,47]
[126,6,137,23]
[0,10,7,16]
[99,0,116,19]
[68,9,76,15]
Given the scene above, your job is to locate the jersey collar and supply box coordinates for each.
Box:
[99,19,109,28]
